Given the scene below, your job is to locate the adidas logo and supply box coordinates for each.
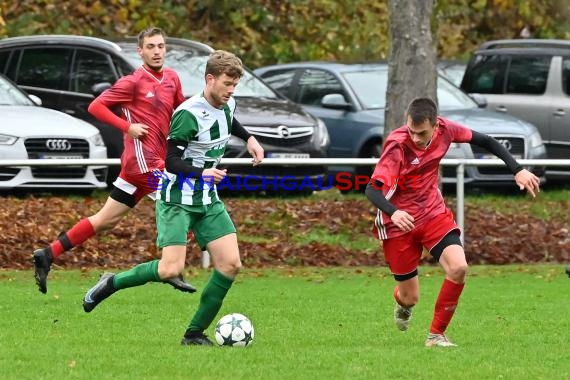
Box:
[411,157,420,165]
[201,110,209,117]
[145,91,155,98]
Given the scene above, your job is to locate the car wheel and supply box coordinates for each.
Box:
[354,141,382,192]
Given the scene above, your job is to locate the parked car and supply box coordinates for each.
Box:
[438,60,467,87]
[0,35,329,191]
[254,62,547,188]
[0,73,108,190]
[460,39,570,180]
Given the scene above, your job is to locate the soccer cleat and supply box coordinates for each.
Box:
[425,333,457,347]
[394,303,413,331]
[33,248,53,294]
[181,331,214,346]
[83,272,116,313]
[165,274,197,293]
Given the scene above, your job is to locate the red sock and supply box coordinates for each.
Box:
[430,278,465,334]
[49,218,96,258]
[393,285,404,306]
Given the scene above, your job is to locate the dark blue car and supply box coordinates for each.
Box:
[255,62,546,188]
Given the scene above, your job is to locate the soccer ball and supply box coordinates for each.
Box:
[214,313,254,347]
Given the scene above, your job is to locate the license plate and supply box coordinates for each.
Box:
[40,154,84,159]
[267,153,310,159]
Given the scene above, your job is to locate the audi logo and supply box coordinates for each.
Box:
[45,139,72,151]
[276,125,290,138]
[497,139,512,152]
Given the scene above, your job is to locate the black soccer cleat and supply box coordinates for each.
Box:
[33,248,53,294]
[566,265,570,278]
[165,274,197,293]
[83,272,116,313]
[181,331,214,346]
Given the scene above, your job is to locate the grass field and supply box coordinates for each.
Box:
[1,266,569,380]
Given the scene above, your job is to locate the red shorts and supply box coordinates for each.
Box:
[112,168,161,204]
[382,208,460,277]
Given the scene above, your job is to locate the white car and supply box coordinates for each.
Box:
[0,74,108,189]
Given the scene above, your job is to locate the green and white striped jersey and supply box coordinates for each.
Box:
[158,93,235,206]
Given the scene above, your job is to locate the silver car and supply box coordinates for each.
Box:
[0,74,108,190]
[255,62,547,188]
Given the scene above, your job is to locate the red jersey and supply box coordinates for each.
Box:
[90,65,185,175]
[371,117,472,239]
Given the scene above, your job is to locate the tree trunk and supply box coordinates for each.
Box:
[385,0,437,135]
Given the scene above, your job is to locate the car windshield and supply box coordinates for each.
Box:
[121,46,278,99]
[343,67,477,111]
[0,76,34,106]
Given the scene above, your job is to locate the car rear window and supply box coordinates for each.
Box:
[506,55,550,95]
[17,48,72,91]
[462,54,508,94]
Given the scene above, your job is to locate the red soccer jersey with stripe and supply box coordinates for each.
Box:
[93,65,185,175]
[371,116,472,239]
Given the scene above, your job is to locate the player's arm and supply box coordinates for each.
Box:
[470,131,540,196]
[365,180,397,216]
[164,139,204,179]
[365,180,415,232]
[232,117,264,166]
[88,98,130,133]
[88,77,149,138]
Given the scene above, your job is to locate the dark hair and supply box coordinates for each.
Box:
[406,98,438,126]
[137,27,166,48]
[205,50,244,79]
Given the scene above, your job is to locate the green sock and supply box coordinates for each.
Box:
[112,260,161,290]
[187,269,234,332]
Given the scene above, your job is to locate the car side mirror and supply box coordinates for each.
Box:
[470,94,488,108]
[321,93,352,110]
[28,94,42,106]
[91,82,112,96]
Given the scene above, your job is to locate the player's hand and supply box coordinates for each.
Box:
[202,168,227,185]
[128,123,149,139]
[514,169,540,197]
[391,210,415,232]
[246,136,264,166]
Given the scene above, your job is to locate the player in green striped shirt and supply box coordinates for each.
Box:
[82,50,264,346]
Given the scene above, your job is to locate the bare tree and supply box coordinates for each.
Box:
[385,0,437,134]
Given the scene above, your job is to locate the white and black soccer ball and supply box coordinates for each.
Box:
[214,313,254,347]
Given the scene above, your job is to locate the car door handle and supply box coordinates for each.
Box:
[495,106,507,113]
[62,109,76,115]
[553,109,565,117]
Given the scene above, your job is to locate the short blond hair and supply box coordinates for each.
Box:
[205,50,244,79]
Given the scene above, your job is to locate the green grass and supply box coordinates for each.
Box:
[1,266,569,379]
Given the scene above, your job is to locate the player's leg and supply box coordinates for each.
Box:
[182,201,238,346]
[83,200,196,312]
[422,210,466,347]
[33,186,133,294]
[382,235,423,331]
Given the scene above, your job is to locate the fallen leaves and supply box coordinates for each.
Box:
[1,194,568,269]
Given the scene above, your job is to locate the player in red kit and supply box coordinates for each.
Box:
[366,98,540,347]
[32,27,195,294]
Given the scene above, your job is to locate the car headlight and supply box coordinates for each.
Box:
[89,133,105,147]
[314,118,330,148]
[528,131,543,149]
[0,134,18,145]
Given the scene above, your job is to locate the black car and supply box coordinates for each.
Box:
[0,35,330,191]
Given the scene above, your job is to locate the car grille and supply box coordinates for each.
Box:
[24,138,90,179]
[246,126,313,147]
[470,137,525,175]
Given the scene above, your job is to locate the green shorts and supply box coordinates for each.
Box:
[155,199,236,249]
